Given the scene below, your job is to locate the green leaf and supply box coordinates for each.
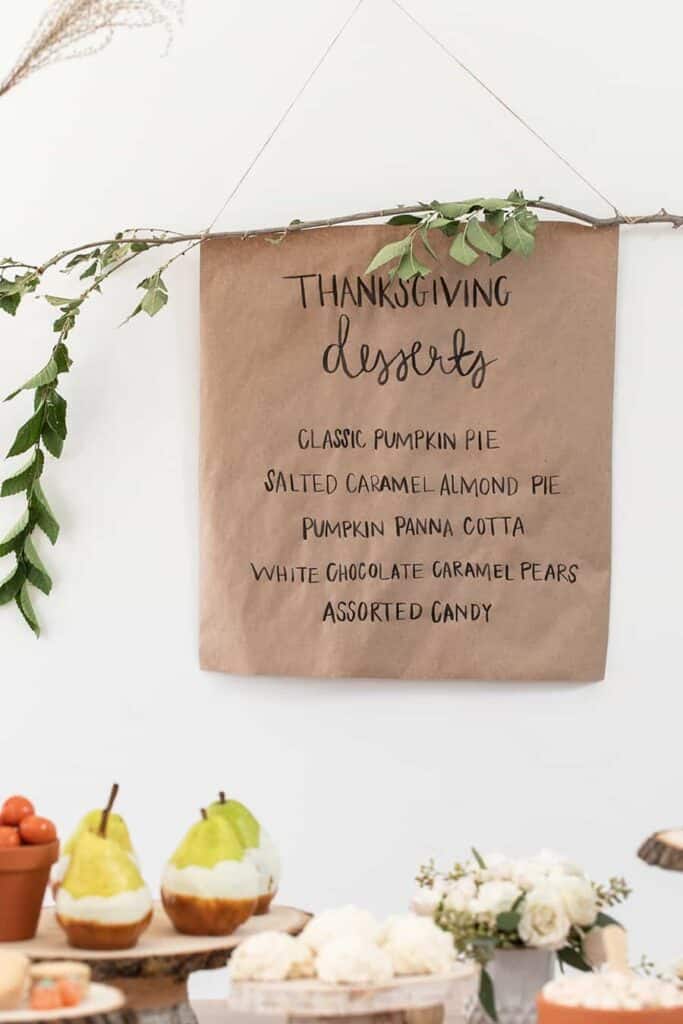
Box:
[45,392,67,441]
[365,239,411,274]
[466,218,503,258]
[30,482,59,545]
[496,911,521,933]
[24,536,52,595]
[486,209,506,230]
[4,342,70,400]
[79,261,98,280]
[420,224,438,260]
[0,292,21,316]
[557,946,592,972]
[502,216,535,256]
[507,189,526,204]
[478,967,498,1022]
[16,583,40,637]
[45,295,73,307]
[135,272,169,317]
[7,407,44,457]
[387,214,422,226]
[595,912,621,929]
[471,847,487,869]
[42,422,64,459]
[395,249,431,281]
[516,208,539,234]
[479,198,514,211]
[0,562,25,606]
[0,510,30,557]
[434,199,482,219]
[450,231,479,267]
[64,252,92,270]
[130,241,150,253]
[1,449,44,497]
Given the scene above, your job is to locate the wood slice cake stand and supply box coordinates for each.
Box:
[228,966,478,1024]
[0,983,125,1024]
[5,904,310,1024]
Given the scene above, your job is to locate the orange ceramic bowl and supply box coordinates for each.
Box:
[537,996,683,1024]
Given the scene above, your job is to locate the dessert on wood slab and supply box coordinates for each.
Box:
[228,906,478,1023]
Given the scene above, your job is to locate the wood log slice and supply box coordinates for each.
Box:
[638,830,683,872]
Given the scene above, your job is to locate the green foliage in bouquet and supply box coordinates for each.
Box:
[417,850,631,1022]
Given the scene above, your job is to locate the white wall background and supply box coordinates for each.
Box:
[1,0,682,998]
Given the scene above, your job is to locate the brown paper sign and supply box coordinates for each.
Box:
[200,222,618,681]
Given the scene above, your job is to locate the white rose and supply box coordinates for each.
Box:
[470,880,521,924]
[554,874,598,927]
[443,877,477,913]
[480,853,514,881]
[518,886,571,950]
[513,859,549,890]
[534,849,583,877]
[412,883,446,917]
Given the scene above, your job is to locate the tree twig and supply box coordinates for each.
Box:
[30,200,683,273]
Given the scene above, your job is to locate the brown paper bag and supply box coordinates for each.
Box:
[200,222,618,680]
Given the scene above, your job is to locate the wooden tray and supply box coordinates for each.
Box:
[3,904,310,1024]
[228,965,478,1017]
[10,904,309,962]
[0,983,124,1023]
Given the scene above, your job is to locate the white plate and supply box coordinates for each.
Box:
[0,982,125,1022]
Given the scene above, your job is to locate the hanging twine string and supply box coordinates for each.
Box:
[203,0,366,235]
[389,0,620,215]
[203,0,625,225]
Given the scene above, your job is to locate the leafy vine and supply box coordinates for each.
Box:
[0,191,538,634]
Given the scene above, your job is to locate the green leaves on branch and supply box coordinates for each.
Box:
[367,192,539,281]
[127,270,169,319]
[0,270,39,317]
[0,336,70,635]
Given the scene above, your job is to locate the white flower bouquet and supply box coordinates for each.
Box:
[414,850,630,1021]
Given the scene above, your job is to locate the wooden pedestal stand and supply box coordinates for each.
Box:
[6,904,310,1024]
[228,967,478,1024]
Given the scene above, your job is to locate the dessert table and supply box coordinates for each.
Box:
[4,904,310,1024]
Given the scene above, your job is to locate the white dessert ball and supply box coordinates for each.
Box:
[300,905,381,953]
[316,935,393,985]
[230,932,312,981]
[378,915,455,975]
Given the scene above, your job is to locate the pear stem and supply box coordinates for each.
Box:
[219,791,226,804]
[200,808,208,821]
[99,782,119,837]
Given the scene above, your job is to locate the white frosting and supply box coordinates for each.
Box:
[162,858,260,900]
[543,969,683,1011]
[244,829,281,895]
[316,935,393,985]
[300,906,381,953]
[56,885,152,925]
[229,932,315,981]
[378,915,455,975]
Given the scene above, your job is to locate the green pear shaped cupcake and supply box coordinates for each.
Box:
[52,785,137,895]
[161,809,260,935]
[207,792,281,914]
[55,830,152,950]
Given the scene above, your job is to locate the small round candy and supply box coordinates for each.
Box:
[19,815,57,845]
[0,825,21,847]
[1,795,35,826]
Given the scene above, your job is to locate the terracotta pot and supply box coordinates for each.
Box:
[0,839,59,941]
[537,996,683,1024]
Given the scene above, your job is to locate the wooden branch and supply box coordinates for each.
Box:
[638,829,683,872]
[30,199,683,273]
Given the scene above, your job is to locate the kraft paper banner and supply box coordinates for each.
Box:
[200,222,618,681]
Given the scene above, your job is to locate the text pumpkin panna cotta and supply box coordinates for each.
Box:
[161,809,261,935]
